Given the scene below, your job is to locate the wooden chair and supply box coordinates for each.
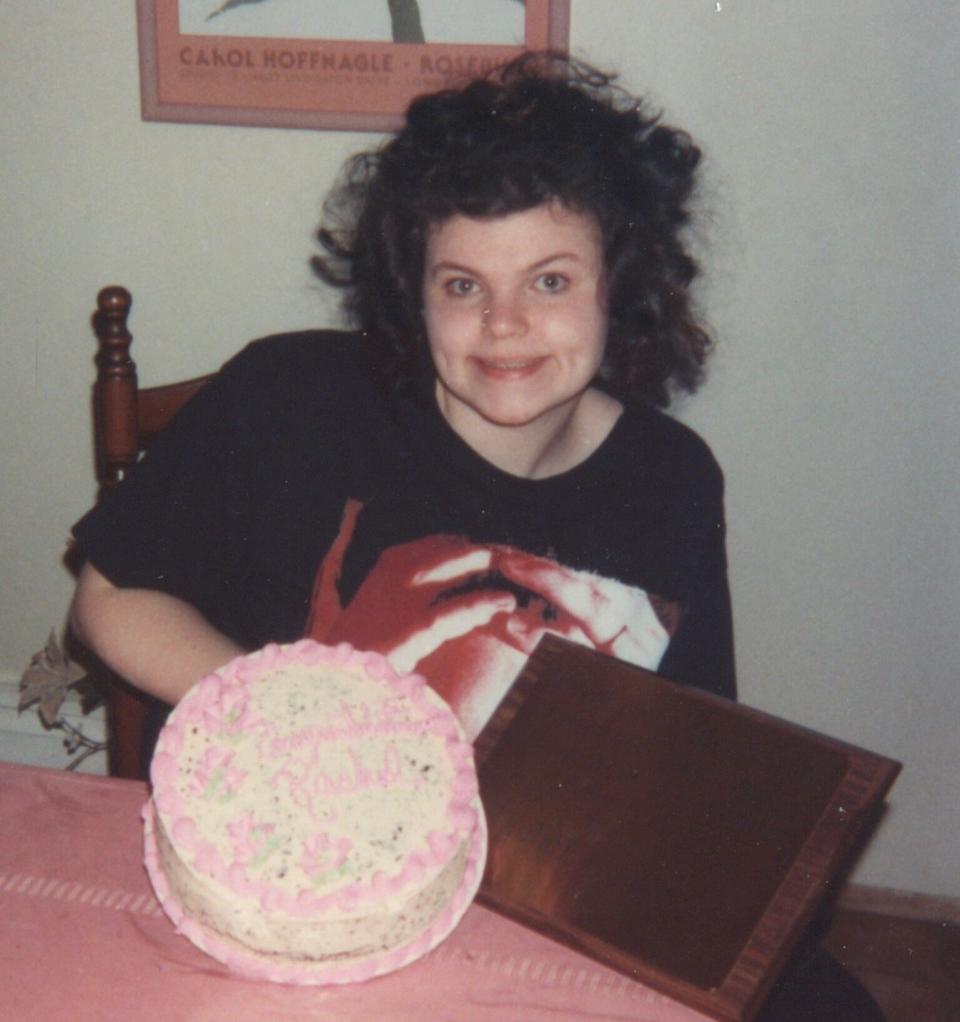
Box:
[91,285,214,778]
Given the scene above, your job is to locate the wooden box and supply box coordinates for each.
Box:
[475,634,900,1021]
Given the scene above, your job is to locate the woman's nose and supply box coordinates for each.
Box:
[483,292,528,338]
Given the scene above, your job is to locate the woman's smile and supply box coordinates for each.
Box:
[473,355,549,377]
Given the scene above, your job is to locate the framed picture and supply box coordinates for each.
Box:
[137,0,571,132]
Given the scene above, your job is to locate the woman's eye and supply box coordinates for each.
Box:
[535,273,568,293]
[444,278,478,297]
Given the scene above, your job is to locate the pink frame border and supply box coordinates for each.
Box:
[137,0,571,132]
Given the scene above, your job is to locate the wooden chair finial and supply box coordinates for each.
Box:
[97,284,132,315]
[95,286,133,372]
[93,285,138,490]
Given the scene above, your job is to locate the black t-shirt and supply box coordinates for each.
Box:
[73,330,735,735]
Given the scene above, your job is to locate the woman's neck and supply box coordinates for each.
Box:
[437,386,623,480]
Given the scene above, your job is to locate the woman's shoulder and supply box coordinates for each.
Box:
[206,329,379,410]
[623,402,721,467]
[221,329,372,381]
[611,402,725,502]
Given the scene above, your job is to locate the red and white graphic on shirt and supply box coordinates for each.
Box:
[307,500,677,740]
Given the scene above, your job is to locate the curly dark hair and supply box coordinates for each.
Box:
[313,53,711,408]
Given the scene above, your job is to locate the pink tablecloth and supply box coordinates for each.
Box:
[0,761,712,1022]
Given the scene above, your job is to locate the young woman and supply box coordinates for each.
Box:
[72,54,733,732]
[70,54,880,1020]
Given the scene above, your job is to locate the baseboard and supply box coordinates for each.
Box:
[826,882,960,1019]
[838,883,960,925]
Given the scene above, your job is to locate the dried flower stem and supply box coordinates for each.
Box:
[57,717,109,771]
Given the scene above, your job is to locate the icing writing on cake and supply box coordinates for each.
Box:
[273,743,409,809]
[265,697,446,752]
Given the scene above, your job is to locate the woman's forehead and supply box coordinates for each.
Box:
[425,204,603,265]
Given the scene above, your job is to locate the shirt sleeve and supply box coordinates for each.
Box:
[657,455,737,701]
[71,343,267,644]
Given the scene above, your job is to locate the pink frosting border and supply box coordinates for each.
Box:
[144,639,489,984]
[143,796,487,985]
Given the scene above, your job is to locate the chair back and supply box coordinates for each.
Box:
[91,286,213,778]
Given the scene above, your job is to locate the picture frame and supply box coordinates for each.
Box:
[136,0,571,132]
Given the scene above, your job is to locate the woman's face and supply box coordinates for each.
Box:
[422,203,608,442]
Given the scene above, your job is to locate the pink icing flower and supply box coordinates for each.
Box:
[452,767,478,800]
[362,653,388,679]
[425,712,459,739]
[297,641,324,665]
[172,817,197,845]
[296,889,321,912]
[228,861,250,890]
[300,832,352,878]
[235,660,263,688]
[335,885,361,913]
[153,787,181,815]
[427,830,455,861]
[228,814,277,864]
[194,674,257,735]
[193,746,236,797]
[332,642,353,664]
[192,839,221,875]
[192,675,224,714]
[449,805,477,832]
[218,683,253,733]
[260,887,286,913]
[258,643,282,670]
[151,751,178,786]
[220,764,248,797]
[404,851,427,884]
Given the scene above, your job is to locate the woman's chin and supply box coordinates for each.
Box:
[471,395,578,431]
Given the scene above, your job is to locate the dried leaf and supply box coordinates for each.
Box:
[75,677,108,715]
[38,688,65,728]
[17,664,61,712]
[18,630,87,726]
[43,629,85,685]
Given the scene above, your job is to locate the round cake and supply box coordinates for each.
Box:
[142,639,487,984]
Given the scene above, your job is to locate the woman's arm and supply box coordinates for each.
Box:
[70,562,245,705]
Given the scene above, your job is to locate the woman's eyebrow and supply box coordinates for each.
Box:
[428,251,584,278]
[427,260,476,279]
[527,251,584,270]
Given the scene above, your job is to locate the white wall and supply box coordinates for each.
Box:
[1,2,957,896]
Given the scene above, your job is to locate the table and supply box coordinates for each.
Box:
[1,762,711,1022]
